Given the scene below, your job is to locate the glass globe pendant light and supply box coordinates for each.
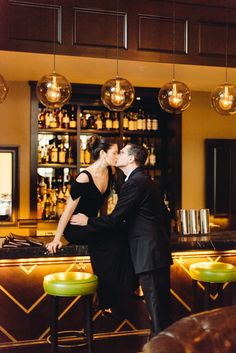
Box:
[211,23,236,115]
[158,0,191,114]
[0,74,9,104]
[36,7,71,109]
[101,0,135,111]
[158,79,191,114]
[36,71,71,109]
[101,76,135,111]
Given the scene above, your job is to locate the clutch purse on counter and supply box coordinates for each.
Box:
[2,233,43,248]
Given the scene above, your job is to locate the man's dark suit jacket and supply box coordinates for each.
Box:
[87,167,173,274]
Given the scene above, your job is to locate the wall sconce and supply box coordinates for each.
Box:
[0,74,9,104]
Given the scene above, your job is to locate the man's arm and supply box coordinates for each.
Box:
[71,180,141,232]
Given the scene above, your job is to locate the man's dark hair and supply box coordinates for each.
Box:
[126,143,148,166]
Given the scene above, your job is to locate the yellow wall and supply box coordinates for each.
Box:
[1,83,236,234]
[182,90,236,209]
[0,82,30,235]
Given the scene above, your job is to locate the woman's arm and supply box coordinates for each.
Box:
[45,196,80,253]
[45,172,89,253]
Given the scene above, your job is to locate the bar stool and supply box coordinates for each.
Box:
[43,271,98,353]
[189,262,236,313]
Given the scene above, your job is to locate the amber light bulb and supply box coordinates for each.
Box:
[110,79,125,106]
[46,75,61,103]
[168,82,184,108]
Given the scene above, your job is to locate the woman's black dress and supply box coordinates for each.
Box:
[64,169,137,309]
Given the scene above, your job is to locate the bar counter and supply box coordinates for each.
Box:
[1,231,236,351]
[1,230,236,259]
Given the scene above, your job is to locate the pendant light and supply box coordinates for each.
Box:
[0,74,9,104]
[211,22,236,115]
[158,0,191,114]
[101,0,135,111]
[36,5,71,108]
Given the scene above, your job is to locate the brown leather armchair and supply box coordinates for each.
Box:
[143,306,236,353]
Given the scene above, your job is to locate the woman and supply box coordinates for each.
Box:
[46,135,137,310]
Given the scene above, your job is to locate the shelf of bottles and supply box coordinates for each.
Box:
[37,104,78,221]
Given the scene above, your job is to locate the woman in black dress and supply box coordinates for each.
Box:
[46,135,136,309]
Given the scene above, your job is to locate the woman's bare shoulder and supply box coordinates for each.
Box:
[76,172,89,183]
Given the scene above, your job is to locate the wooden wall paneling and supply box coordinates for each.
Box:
[72,8,127,49]
[138,15,188,55]
[7,0,62,53]
[2,1,236,71]
[198,21,236,57]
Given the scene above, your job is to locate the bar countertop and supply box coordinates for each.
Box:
[1,231,236,259]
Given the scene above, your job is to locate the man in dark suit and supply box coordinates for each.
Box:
[70,143,173,336]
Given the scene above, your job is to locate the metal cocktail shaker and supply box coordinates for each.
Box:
[177,209,189,235]
[199,208,210,234]
[188,209,200,234]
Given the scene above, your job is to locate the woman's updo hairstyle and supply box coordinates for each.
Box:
[86,135,113,161]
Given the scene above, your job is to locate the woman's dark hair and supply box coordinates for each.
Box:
[86,135,114,161]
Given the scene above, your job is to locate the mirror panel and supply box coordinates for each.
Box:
[0,147,19,226]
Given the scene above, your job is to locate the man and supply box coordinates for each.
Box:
[71,143,173,336]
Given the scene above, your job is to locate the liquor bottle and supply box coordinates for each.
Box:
[80,144,85,164]
[112,112,119,130]
[38,108,44,129]
[149,144,156,166]
[69,106,77,129]
[89,114,96,129]
[49,111,58,128]
[67,147,75,165]
[142,111,147,131]
[128,113,135,131]
[152,117,159,131]
[62,112,70,129]
[80,112,87,129]
[84,148,91,164]
[58,143,66,164]
[137,109,143,130]
[50,144,58,163]
[95,113,103,130]
[44,110,51,129]
[123,113,129,130]
[146,115,152,131]
[105,112,112,130]
[57,109,64,128]
[38,146,42,164]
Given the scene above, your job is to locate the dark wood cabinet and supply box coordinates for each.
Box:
[29,82,181,222]
[205,139,236,227]
[2,0,236,68]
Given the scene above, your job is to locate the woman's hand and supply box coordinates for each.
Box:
[45,239,63,254]
[70,213,88,226]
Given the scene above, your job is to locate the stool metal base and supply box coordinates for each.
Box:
[47,330,87,348]
[192,279,227,313]
[50,295,94,353]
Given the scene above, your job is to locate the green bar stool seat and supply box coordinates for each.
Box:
[189,262,236,313]
[43,272,98,353]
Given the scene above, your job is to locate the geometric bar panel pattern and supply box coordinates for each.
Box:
[1,250,236,350]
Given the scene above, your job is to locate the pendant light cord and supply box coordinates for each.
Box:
[116,0,119,77]
[225,21,228,83]
[53,0,56,73]
[172,0,176,81]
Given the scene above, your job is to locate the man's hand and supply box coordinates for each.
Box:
[70,213,88,226]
